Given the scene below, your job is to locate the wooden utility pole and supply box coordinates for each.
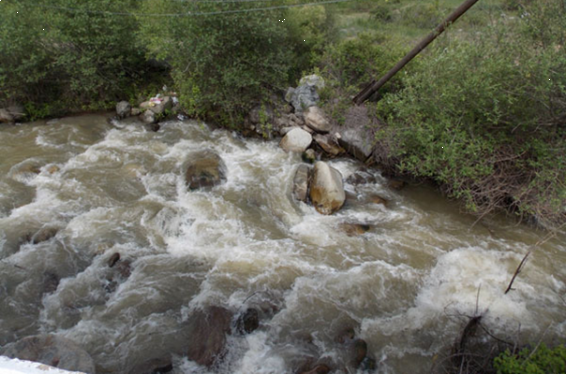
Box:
[353,0,481,105]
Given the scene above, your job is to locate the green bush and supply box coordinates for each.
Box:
[0,0,148,116]
[494,344,566,374]
[376,0,566,224]
[138,0,333,127]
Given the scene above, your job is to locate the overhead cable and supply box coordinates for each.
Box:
[19,0,354,17]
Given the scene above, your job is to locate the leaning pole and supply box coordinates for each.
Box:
[353,0,481,105]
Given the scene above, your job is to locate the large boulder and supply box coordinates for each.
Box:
[285,85,319,112]
[338,128,374,162]
[186,306,233,367]
[309,162,346,215]
[280,128,312,153]
[293,164,311,203]
[7,105,25,121]
[185,151,227,190]
[116,101,131,119]
[0,335,95,374]
[304,106,331,134]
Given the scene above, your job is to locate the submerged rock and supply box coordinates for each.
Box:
[309,162,345,215]
[0,335,96,374]
[127,355,173,374]
[339,222,371,237]
[235,308,260,334]
[280,128,312,153]
[184,151,227,190]
[186,306,233,367]
[293,165,311,203]
[31,227,59,244]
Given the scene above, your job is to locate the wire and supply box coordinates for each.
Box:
[19,0,355,17]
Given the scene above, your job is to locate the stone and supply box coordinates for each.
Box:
[116,101,131,119]
[280,128,312,153]
[313,134,344,157]
[345,170,377,186]
[293,165,311,203]
[304,106,331,133]
[279,126,295,136]
[338,128,374,162]
[369,195,387,205]
[0,108,14,123]
[185,150,227,190]
[351,339,368,367]
[140,110,156,125]
[186,306,233,367]
[388,179,406,190]
[309,162,346,215]
[288,85,320,112]
[299,74,325,89]
[107,253,121,268]
[302,149,317,164]
[0,335,96,374]
[41,272,60,295]
[32,227,58,244]
[131,107,142,116]
[148,96,172,115]
[235,308,259,334]
[128,356,173,374]
[339,223,371,237]
[46,165,60,174]
[7,105,25,121]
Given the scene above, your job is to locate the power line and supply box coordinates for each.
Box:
[18,0,355,17]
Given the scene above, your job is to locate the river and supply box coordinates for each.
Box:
[0,114,565,373]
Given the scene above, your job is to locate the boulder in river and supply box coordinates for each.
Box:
[185,151,227,190]
[293,164,311,203]
[235,308,260,335]
[309,161,346,215]
[116,101,131,119]
[0,335,96,374]
[0,108,14,123]
[140,110,156,125]
[186,306,233,367]
[141,96,172,115]
[339,222,371,237]
[304,106,331,134]
[280,128,312,153]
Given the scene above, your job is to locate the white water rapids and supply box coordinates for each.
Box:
[0,114,565,373]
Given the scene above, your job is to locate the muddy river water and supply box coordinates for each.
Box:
[0,114,565,373]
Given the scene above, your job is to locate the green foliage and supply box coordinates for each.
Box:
[494,344,566,374]
[138,0,333,127]
[376,0,566,224]
[317,32,404,123]
[0,0,149,117]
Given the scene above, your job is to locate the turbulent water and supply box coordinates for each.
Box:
[0,114,565,373]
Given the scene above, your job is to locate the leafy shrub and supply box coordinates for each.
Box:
[494,344,566,374]
[371,4,393,22]
[138,0,333,127]
[377,0,566,225]
[0,0,148,115]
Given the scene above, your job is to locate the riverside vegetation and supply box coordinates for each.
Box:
[1,0,565,371]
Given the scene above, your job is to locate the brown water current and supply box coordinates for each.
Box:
[0,114,565,373]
